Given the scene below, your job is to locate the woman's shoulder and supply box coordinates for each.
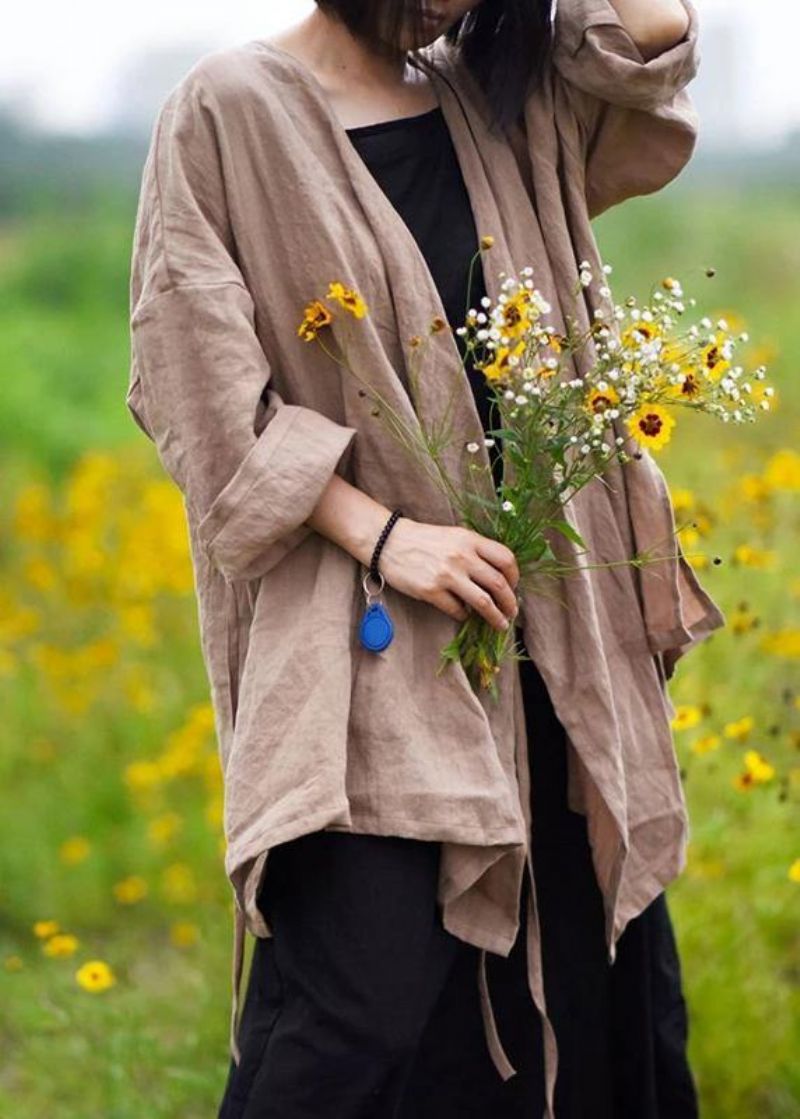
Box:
[156,37,297,124]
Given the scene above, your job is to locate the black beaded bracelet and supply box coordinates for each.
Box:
[369,509,403,583]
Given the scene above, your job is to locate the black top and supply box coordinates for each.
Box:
[345,105,502,491]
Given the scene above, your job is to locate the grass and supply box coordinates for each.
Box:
[0,178,798,1117]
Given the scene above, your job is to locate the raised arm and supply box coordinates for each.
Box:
[551,0,701,218]
[606,0,690,62]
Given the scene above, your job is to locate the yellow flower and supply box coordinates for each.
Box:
[113,875,149,905]
[584,384,620,417]
[763,449,800,492]
[665,369,703,401]
[671,704,702,731]
[59,836,91,865]
[759,629,800,659]
[740,749,775,784]
[479,339,526,383]
[170,921,200,948]
[698,333,731,380]
[729,604,759,635]
[147,811,183,848]
[690,733,721,756]
[4,955,24,972]
[480,234,495,250]
[33,920,60,939]
[161,862,197,905]
[43,933,79,958]
[620,320,663,350]
[76,959,116,993]
[625,403,675,451]
[297,298,333,342]
[788,858,800,884]
[723,715,754,740]
[498,290,536,340]
[326,281,368,319]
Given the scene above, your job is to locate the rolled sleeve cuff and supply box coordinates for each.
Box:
[554,0,700,111]
[197,404,357,583]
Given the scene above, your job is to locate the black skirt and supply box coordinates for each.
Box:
[397,642,701,1118]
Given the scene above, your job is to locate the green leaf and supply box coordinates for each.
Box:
[549,519,587,548]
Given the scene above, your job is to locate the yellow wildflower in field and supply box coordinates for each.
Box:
[113,875,149,905]
[43,934,79,958]
[117,602,157,647]
[170,921,200,948]
[13,481,56,544]
[625,403,675,451]
[124,759,163,794]
[147,811,183,848]
[4,956,24,972]
[32,920,60,939]
[738,473,771,503]
[326,281,368,319]
[759,629,800,659]
[723,715,754,741]
[0,591,39,644]
[691,733,721,756]
[729,603,759,635]
[733,749,775,790]
[75,960,116,993]
[732,544,777,569]
[59,836,91,865]
[763,449,800,492]
[23,556,57,593]
[788,859,800,884]
[161,862,198,905]
[671,704,703,731]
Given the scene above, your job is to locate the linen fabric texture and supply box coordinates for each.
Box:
[126,2,723,1115]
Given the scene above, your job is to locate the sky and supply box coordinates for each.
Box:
[1,0,797,147]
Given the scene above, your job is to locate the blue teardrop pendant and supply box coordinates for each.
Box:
[359,601,394,652]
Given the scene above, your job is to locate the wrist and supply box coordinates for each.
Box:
[348,501,396,569]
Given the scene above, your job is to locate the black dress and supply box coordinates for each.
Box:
[345,105,700,1118]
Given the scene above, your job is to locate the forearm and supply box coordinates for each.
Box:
[608,0,690,60]
[305,472,395,569]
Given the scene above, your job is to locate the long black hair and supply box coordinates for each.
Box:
[313,0,554,134]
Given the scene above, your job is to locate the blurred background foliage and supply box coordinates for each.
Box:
[0,100,798,1118]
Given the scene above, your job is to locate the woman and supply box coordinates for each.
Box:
[127,0,724,1115]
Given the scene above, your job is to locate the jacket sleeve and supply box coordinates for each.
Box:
[551,0,701,219]
[127,70,358,585]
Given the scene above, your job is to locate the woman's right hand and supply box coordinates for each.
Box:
[379,518,520,632]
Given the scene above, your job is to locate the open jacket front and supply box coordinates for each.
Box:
[127,1,724,1114]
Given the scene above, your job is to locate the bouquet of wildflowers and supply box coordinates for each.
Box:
[299,243,772,697]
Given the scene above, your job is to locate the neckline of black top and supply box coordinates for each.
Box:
[344,105,443,137]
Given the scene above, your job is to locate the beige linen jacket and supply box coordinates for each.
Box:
[127,1,724,1114]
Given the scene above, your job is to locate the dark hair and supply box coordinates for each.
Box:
[313,0,554,135]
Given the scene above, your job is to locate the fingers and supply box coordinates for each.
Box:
[452,573,513,632]
[431,589,471,624]
[472,534,520,590]
[468,558,519,622]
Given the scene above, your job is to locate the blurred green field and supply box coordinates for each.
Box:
[0,177,798,1118]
